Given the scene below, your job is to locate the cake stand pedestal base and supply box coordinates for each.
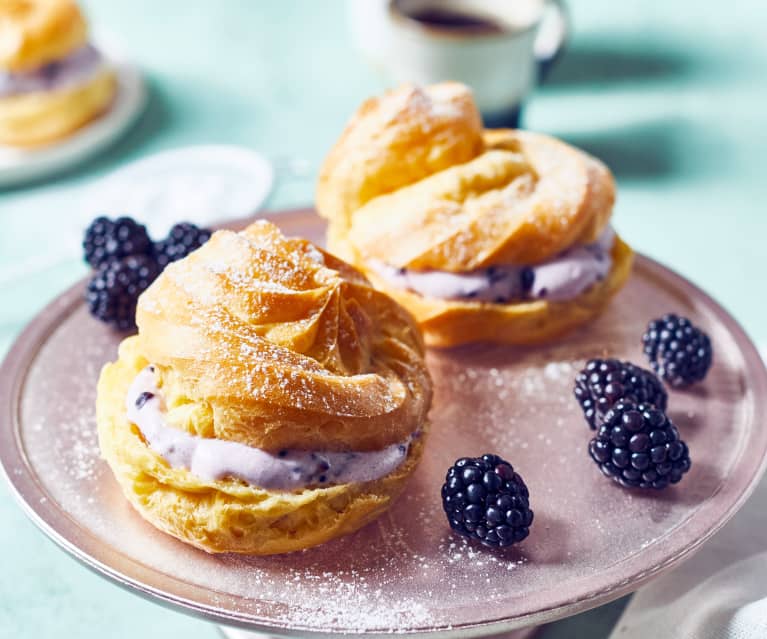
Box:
[219,626,539,639]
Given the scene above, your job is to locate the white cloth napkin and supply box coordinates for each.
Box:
[609,345,767,639]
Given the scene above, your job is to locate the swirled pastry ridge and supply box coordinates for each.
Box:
[97,220,432,554]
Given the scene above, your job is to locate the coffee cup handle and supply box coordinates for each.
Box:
[535,0,569,81]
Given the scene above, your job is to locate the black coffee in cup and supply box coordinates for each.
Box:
[395,2,506,35]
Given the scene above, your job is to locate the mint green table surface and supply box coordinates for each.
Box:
[1,1,765,637]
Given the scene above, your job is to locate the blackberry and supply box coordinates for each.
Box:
[643,314,712,388]
[83,216,152,268]
[441,454,533,548]
[520,267,535,293]
[85,255,160,330]
[589,399,691,490]
[574,358,667,429]
[153,222,211,268]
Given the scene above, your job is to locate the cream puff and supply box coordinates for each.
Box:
[0,0,116,146]
[96,220,432,554]
[317,82,634,347]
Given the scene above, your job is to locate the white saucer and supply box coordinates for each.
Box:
[0,145,274,288]
[81,145,275,237]
[0,54,146,189]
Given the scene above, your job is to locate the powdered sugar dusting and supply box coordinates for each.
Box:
[135,221,426,437]
[20,316,114,535]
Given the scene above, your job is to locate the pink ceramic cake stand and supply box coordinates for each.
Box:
[2,209,766,638]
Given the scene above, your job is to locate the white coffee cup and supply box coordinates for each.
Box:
[347,0,567,125]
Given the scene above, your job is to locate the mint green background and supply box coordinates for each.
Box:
[1,1,765,637]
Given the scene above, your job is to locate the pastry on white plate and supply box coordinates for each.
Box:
[0,0,117,146]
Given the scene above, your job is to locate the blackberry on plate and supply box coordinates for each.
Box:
[574,358,667,430]
[83,216,153,268]
[589,399,691,490]
[441,454,533,548]
[86,255,160,330]
[643,314,712,388]
[153,222,211,268]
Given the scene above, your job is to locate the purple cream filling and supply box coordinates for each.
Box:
[126,367,414,491]
[0,44,105,98]
[370,226,615,303]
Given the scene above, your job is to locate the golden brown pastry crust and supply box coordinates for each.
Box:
[97,221,432,554]
[317,84,615,268]
[0,66,115,146]
[0,0,87,72]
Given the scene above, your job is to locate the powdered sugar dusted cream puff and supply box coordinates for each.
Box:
[96,220,432,554]
[317,83,634,347]
[0,0,116,146]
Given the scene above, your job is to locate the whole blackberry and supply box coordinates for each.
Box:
[643,314,712,387]
[441,454,533,548]
[83,216,153,268]
[589,399,691,490]
[574,358,667,429]
[86,255,160,330]
[153,222,211,268]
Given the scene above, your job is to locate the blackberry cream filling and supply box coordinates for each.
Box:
[126,366,414,491]
[0,44,105,98]
[370,226,616,303]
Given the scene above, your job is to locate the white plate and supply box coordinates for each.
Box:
[0,51,146,188]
